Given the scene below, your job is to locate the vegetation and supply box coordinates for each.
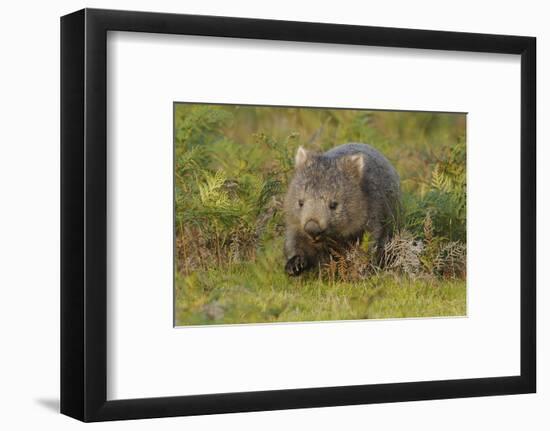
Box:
[174,104,467,325]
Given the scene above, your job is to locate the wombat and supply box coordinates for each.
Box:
[284,143,401,276]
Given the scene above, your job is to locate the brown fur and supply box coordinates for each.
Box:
[284,143,401,275]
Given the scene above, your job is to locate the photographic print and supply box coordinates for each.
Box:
[174,103,466,326]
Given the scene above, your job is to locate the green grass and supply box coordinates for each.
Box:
[175,264,466,326]
[175,238,466,326]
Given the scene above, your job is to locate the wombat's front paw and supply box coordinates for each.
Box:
[285,255,306,276]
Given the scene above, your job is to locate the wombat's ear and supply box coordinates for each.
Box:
[295,146,309,168]
[343,154,365,178]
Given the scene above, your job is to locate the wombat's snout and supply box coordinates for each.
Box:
[304,219,325,239]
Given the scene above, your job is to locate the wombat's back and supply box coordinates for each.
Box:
[325,143,401,226]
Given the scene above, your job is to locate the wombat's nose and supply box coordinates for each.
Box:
[304,220,324,238]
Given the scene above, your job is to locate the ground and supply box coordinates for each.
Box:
[175,238,466,326]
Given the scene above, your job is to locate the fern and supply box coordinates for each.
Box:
[175,105,233,149]
[431,164,451,192]
[403,136,466,242]
[174,104,466,280]
[198,170,229,207]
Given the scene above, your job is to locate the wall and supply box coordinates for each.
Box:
[0,0,546,429]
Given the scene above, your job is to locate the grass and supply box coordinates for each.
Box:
[174,104,467,326]
[175,237,466,326]
[176,270,466,325]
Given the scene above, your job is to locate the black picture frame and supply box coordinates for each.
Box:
[61,8,536,422]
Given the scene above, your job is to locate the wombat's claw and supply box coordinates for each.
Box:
[285,255,305,276]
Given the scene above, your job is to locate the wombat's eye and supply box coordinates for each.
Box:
[329,201,338,210]
[298,199,304,208]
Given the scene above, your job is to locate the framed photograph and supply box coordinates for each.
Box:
[61,8,536,422]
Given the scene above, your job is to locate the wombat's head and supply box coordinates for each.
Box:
[285,146,368,242]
